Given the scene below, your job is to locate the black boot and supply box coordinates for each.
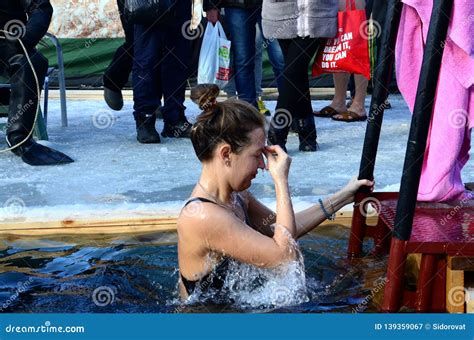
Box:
[289,119,298,134]
[267,116,290,153]
[134,112,161,143]
[161,119,193,138]
[4,52,73,165]
[104,87,124,111]
[7,134,74,166]
[296,117,318,152]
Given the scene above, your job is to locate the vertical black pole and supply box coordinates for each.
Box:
[358,0,403,185]
[393,0,454,240]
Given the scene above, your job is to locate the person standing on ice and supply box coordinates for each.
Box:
[103,0,144,112]
[131,0,193,144]
[261,0,339,152]
[177,84,374,299]
[0,0,73,165]
[396,0,473,202]
[203,0,265,109]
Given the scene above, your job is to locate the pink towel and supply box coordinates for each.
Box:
[395,0,474,202]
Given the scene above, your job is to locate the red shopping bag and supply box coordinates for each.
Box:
[312,0,371,79]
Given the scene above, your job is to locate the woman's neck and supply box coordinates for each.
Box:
[198,164,232,204]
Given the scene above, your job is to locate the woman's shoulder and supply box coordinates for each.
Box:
[178,196,229,232]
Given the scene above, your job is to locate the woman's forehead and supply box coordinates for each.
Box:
[249,129,266,148]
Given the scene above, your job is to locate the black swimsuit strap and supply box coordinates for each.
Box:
[181,194,248,295]
[184,197,217,207]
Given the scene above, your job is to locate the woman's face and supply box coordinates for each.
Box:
[229,128,266,191]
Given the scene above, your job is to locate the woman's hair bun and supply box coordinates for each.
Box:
[190,84,220,111]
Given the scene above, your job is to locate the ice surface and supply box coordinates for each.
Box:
[1,95,472,222]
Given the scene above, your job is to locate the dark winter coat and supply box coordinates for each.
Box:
[0,0,53,50]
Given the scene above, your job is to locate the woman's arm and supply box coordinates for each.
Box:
[181,202,296,269]
[264,145,296,237]
[294,190,351,238]
[295,177,374,238]
[242,191,275,237]
[245,189,350,239]
[245,176,375,239]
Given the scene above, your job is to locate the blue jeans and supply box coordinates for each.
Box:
[255,21,285,95]
[224,7,260,107]
[132,0,191,125]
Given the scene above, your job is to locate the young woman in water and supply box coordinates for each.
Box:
[178,84,374,299]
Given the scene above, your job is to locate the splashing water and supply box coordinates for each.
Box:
[224,258,309,309]
[186,241,309,310]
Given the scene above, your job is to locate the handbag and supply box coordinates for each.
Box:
[197,22,231,88]
[312,0,371,79]
[123,0,176,25]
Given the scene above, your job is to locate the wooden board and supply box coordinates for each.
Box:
[45,88,344,102]
[446,257,465,313]
[0,210,375,236]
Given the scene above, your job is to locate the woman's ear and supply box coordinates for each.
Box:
[218,144,232,166]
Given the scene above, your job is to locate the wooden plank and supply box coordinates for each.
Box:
[450,257,474,271]
[0,225,176,236]
[45,88,343,101]
[0,209,376,236]
[446,257,465,313]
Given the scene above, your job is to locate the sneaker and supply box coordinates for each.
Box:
[161,120,193,138]
[257,97,271,116]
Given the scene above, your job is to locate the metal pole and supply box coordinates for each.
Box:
[358,0,403,184]
[46,33,68,127]
[382,0,454,312]
[347,0,403,257]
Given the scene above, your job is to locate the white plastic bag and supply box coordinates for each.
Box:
[197,21,231,88]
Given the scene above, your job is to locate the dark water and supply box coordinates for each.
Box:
[0,225,387,313]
